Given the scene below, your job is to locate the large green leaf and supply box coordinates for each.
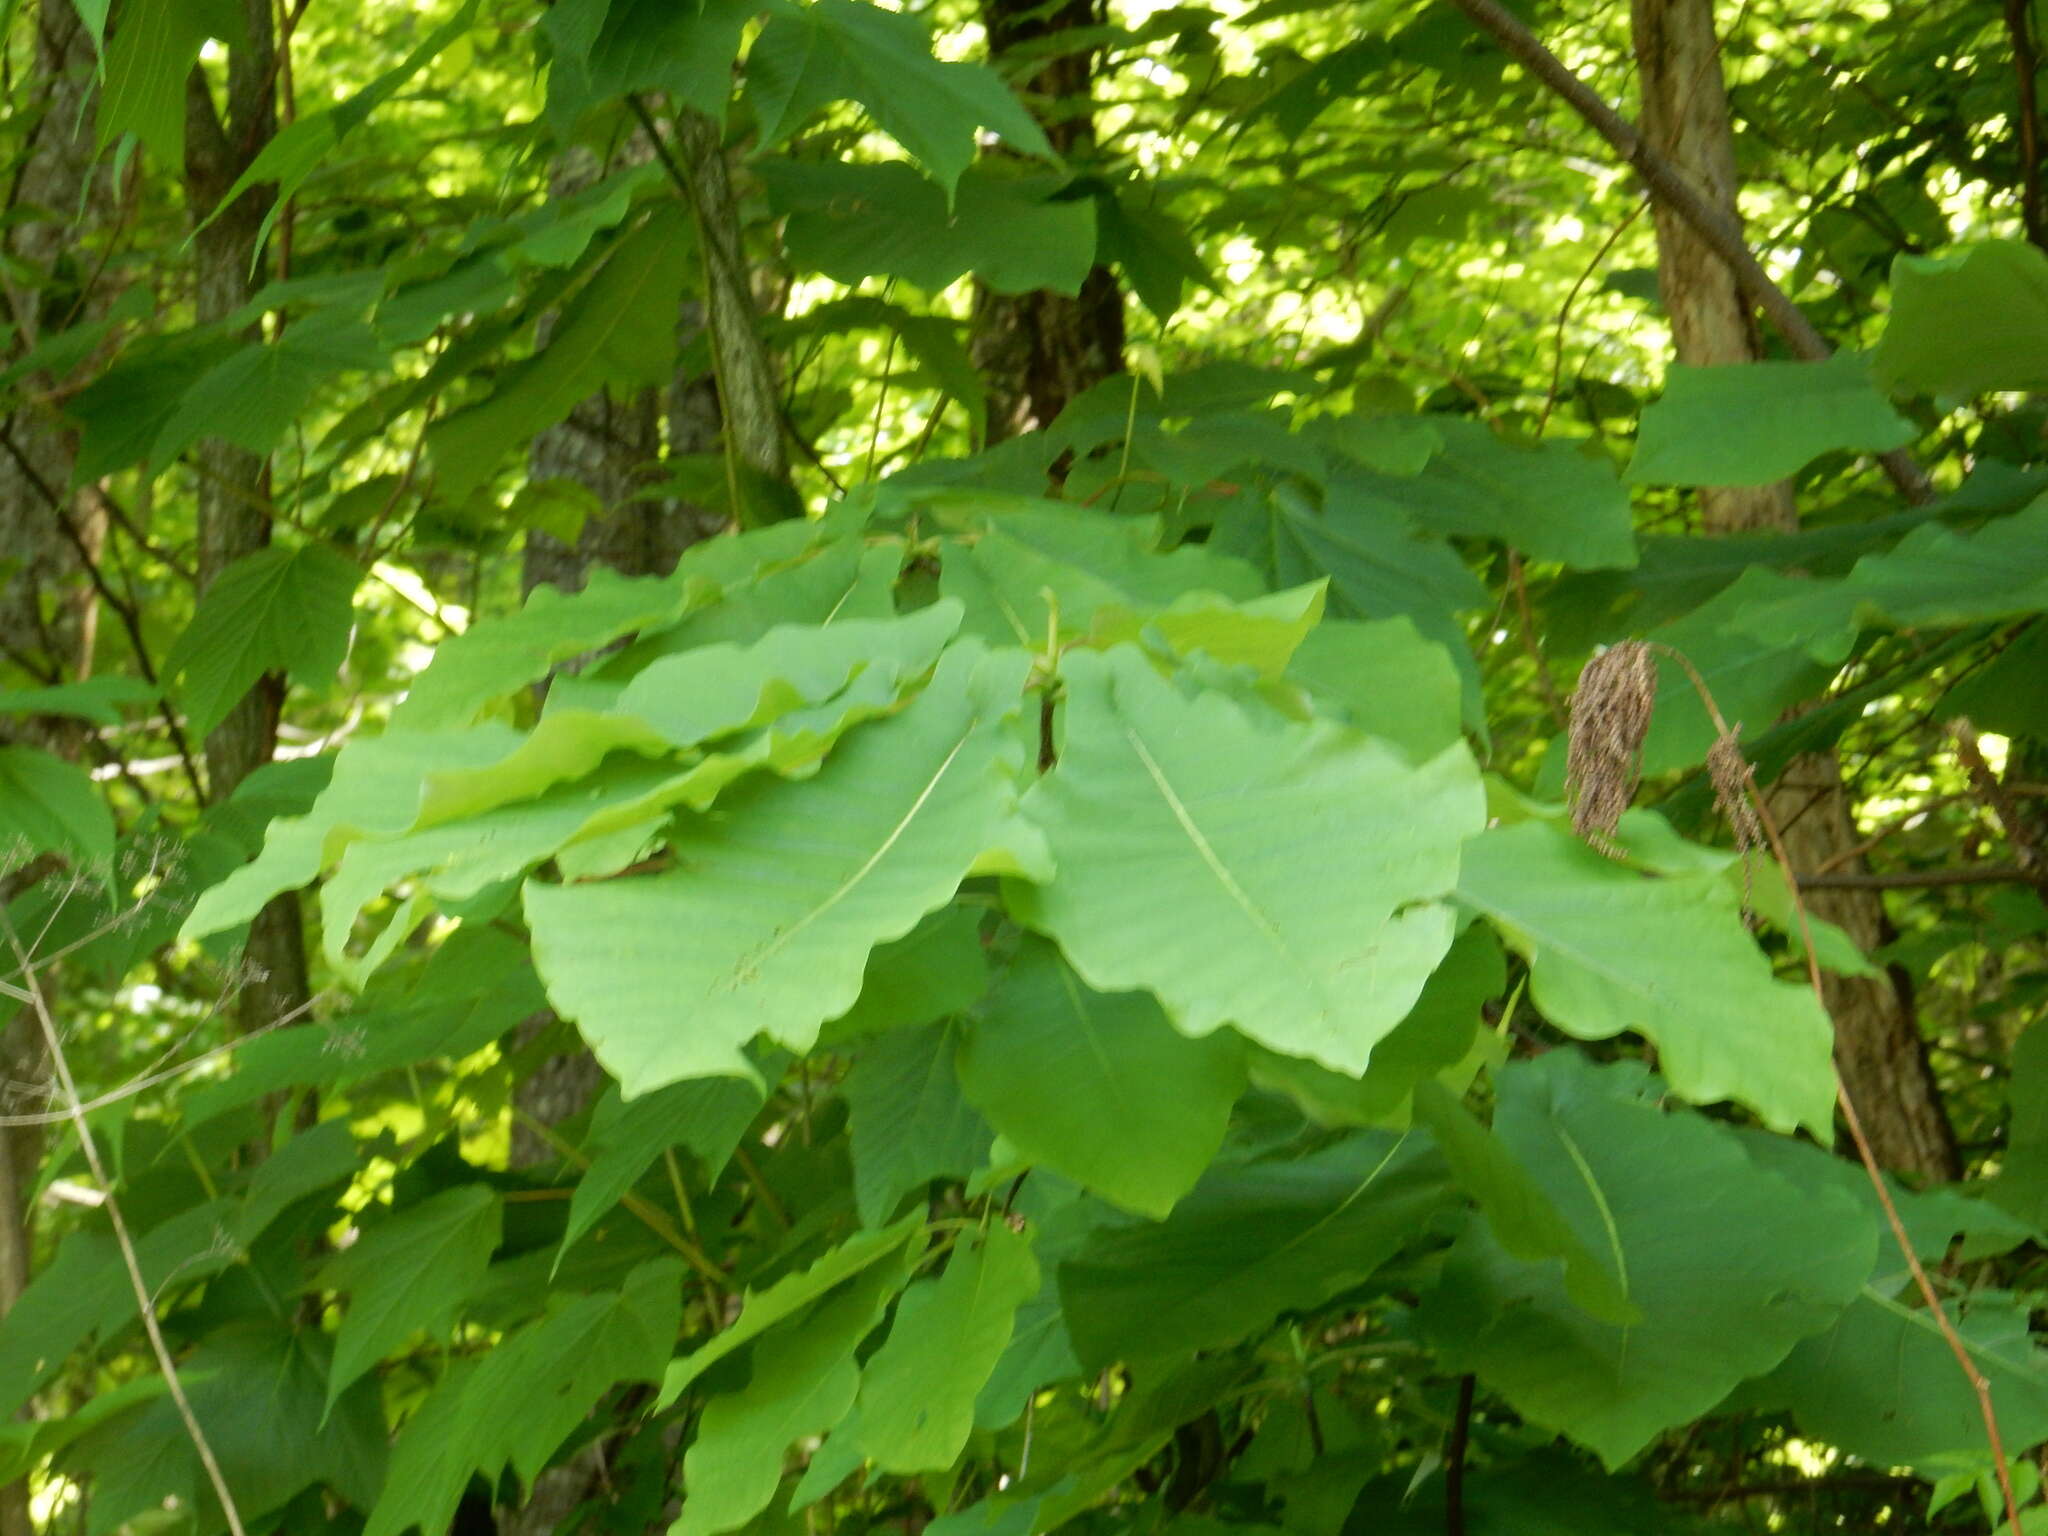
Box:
[524,642,1048,1093]
[747,0,1054,194]
[1244,921,1502,1129]
[316,604,963,975]
[1058,1129,1451,1369]
[395,568,705,732]
[610,603,962,754]
[0,745,114,868]
[152,312,385,471]
[181,726,525,943]
[318,1185,502,1409]
[1344,418,1637,569]
[60,1323,385,1531]
[1083,583,1327,680]
[0,1202,237,1421]
[1872,240,2048,398]
[543,0,753,126]
[398,517,845,731]
[365,1259,681,1536]
[1729,1289,2048,1471]
[677,1262,904,1536]
[1009,646,1484,1075]
[1455,820,1837,1135]
[1409,1080,1634,1325]
[824,903,989,1042]
[1629,352,1915,487]
[163,543,362,737]
[934,500,1264,649]
[764,161,1095,294]
[659,1218,924,1407]
[858,1223,1039,1472]
[1421,1055,1873,1469]
[428,207,691,498]
[99,0,229,170]
[846,1021,993,1226]
[956,937,1245,1219]
[1284,616,1464,763]
[561,1074,763,1259]
[1215,482,1485,722]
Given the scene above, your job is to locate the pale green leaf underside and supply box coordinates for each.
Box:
[1008,645,1484,1076]
[527,642,1049,1093]
[1454,821,1837,1136]
[182,726,525,943]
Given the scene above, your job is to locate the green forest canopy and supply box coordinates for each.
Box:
[2,0,2048,1531]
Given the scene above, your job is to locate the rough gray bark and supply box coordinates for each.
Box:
[183,0,312,1037]
[1631,0,1959,1181]
[969,0,1125,441]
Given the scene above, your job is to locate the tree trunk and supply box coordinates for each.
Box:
[1631,0,1959,1180]
[184,0,312,1039]
[0,6,119,1530]
[969,0,1125,442]
[674,112,789,508]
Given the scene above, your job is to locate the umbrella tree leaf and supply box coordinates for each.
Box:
[524,642,1049,1093]
[858,1223,1039,1473]
[1455,820,1838,1135]
[1420,1054,1874,1468]
[1008,645,1484,1075]
[957,937,1245,1218]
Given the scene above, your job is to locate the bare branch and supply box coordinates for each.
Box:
[1435,0,1935,505]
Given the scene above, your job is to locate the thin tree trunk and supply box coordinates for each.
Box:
[673,112,788,505]
[184,0,311,1038]
[0,6,119,1528]
[969,0,1125,442]
[1631,0,1959,1180]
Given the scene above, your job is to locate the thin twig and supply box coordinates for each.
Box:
[510,1109,725,1285]
[2004,0,2048,251]
[1794,865,2038,891]
[1444,1373,1475,1536]
[1435,0,1934,506]
[1537,199,1646,437]
[1505,551,1569,734]
[0,991,322,1127]
[0,909,247,1536]
[1647,642,2023,1534]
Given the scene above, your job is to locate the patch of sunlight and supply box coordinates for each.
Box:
[375,559,467,634]
[1775,1437,1840,1477]
[1220,236,1264,285]
[31,1474,79,1527]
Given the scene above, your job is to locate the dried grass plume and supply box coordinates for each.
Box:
[1566,641,1657,856]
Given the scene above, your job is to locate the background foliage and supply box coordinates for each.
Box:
[3,0,2048,1531]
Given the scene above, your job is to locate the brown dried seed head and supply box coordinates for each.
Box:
[1707,727,1762,858]
[1707,726,1764,920]
[1566,641,1657,857]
